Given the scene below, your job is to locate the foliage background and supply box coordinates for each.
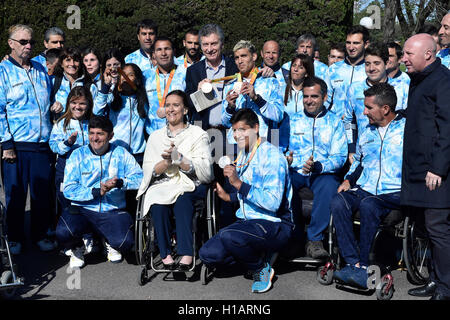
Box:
[0,0,353,65]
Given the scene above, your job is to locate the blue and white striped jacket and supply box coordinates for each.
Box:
[63,143,143,212]
[222,76,284,144]
[231,141,293,224]
[31,53,47,72]
[325,59,366,119]
[344,77,409,148]
[53,74,86,112]
[143,66,186,134]
[94,91,151,155]
[437,48,450,69]
[0,57,52,148]
[287,107,347,175]
[346,114,405,195]
[49,118,89,156]
[125,49,155,74]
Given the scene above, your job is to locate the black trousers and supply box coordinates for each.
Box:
[424,207,450,297]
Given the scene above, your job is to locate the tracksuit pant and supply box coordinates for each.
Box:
[199,218,293,272]
[290,170,340,242]
[56,207,134,252]
[330,188,400,266]
[2,147,52,244]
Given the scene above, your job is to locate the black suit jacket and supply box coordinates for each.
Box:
[185,56,238,130]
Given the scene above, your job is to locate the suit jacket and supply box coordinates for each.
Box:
[401,58,450,208]
[185,55,238,130]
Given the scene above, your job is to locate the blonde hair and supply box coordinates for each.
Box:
[233,40,256,54]
[8,24,33,39]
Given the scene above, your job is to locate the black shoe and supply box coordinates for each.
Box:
[430,292,450,300]
[305,241,329,260]
[162,262,176,271]
[178,262,193,272]
[408,281,436,297]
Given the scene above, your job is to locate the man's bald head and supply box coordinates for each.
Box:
[261,40,280,67]
[402,33,437,73]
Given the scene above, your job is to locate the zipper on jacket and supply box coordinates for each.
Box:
[26,68,43,142]
[129,97,132,153]
[374,122,393,195]
[99,155,103,213]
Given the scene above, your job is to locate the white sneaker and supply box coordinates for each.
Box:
[104,241,122,263]
[36,239,57,252]
[69,247,85,269]
[9,241,22,255]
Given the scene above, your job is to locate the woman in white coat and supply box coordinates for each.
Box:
[137,90,214,270]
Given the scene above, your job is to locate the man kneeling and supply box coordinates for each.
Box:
[56,116,143,268]
[199,109,294,293]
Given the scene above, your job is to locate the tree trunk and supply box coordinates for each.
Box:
[383,0,398,42]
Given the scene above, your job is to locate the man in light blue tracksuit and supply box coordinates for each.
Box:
[281,33,328,81]
[344,42,409,156]
[143,37,186,134]
[0,24,57,255]
[56,116,143,268]
[325,25,370,118]
[200,109,293,294]
[222,40,284,148]
[286,77,347,259]
[330,83,405,289]
[125,19,158,74]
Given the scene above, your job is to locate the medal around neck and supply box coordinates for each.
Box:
[232,82,242,94]
[218,155,232,169]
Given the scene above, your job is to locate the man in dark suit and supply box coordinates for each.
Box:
[185,23,238,131]
[401,33,450,300]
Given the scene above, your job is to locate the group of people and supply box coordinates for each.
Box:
[0,11,449,298]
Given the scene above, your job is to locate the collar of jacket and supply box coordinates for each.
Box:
[344,56,365,66]
[303,105,328,118]
[88,143,112,157]
[8,55,34,70]
[409,57,442,82]
[260,62,281,73]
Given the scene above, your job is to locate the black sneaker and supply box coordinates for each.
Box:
[305,241,329,259]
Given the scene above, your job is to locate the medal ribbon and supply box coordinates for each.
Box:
[156,67,176,108]
[233,137,262,169]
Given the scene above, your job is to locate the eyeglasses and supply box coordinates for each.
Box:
[10,38,36,46]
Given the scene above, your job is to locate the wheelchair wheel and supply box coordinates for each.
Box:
[206,187,219,239]
[138,267,148,286]
[403,216,430,285]
[1,270,17,299]
[316,263,334,285]
[376,274,394,300]
[135,196,152,266]
[200,264,215,285]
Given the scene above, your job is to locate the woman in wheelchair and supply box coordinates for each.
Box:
[137,90,214,270]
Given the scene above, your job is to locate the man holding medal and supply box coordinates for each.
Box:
[199,108,294,294]
[143,36,186,135]
[221,40,284,147]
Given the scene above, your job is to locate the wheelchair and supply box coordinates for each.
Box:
[316,204,431,300]
[0,201,24,299]
[135,185,219,286]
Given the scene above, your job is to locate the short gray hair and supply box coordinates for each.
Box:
[44,27,65,42]
[199,24,225,46]
[8,24,33,39]
[233,40,256,54]
[296,33,316,50]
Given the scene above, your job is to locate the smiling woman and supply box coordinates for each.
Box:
[137,90,213,270]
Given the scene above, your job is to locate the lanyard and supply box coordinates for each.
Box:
[156,67,176,108]
[184,56,188,69]
[234,137,261,173]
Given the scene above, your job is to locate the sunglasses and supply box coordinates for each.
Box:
[10,38,36,46]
